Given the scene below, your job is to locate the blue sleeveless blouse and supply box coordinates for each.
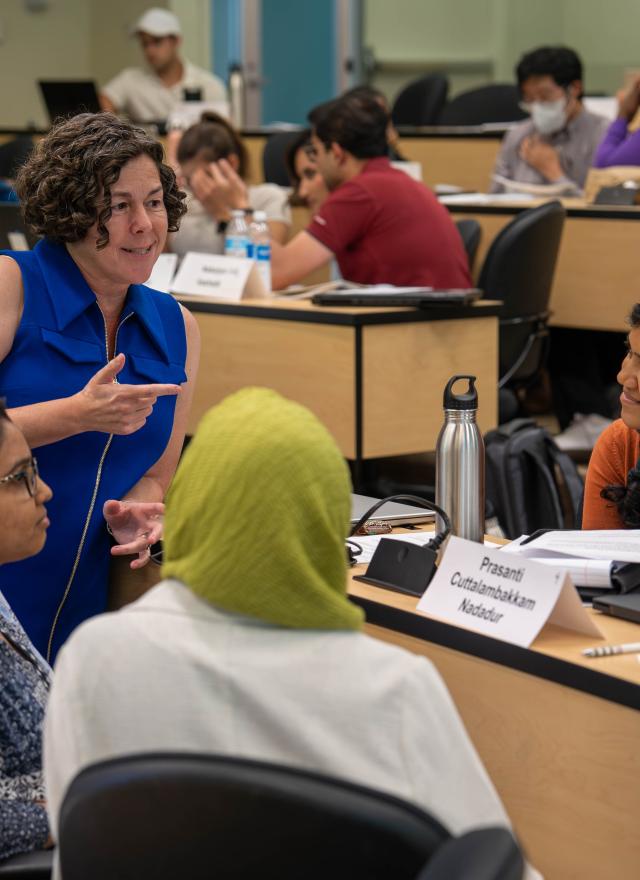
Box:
[0,240,187,662]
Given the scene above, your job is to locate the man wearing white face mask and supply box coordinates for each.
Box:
[490,46,608,195]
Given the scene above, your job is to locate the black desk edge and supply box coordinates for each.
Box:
[351,594,640,712]
[178,300,501,327]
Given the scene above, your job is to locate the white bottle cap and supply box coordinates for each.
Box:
[231,209,244,217]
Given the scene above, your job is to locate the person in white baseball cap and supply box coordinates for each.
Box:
[100,7,226,124]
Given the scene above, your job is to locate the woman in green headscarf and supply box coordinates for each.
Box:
[162,386,363,631]
[45,388,527,869]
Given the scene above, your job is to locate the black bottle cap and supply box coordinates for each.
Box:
[443,375,478,410]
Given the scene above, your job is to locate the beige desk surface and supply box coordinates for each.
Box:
[179,297,499,461]
[348,542,640,880]
[444,196,640,333]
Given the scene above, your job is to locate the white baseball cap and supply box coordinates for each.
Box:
[132,8,181,38]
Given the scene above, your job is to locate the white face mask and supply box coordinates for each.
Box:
[529,98,568,135]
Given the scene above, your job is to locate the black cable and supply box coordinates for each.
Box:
[348,494,451,552]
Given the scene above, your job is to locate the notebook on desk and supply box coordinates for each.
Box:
[313,287,482,307]
[38,80,101,123]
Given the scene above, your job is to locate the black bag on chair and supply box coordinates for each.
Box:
[485,419,584,539]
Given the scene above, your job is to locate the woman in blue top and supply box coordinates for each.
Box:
[0,113,200,663]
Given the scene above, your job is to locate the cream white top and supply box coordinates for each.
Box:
[102,60,227,123]
[169,184,292,258]
[44,580,541,879]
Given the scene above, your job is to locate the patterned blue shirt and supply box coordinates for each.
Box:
[0,590,50,862]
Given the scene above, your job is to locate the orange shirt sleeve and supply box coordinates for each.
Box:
[582,420,640,529]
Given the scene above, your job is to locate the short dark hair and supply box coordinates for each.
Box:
[15,113,186,249]
[177,111,249,179]
[600,303,640,526]
[341,85,390,112]
[308,93,388,159]
[516,46,583,92]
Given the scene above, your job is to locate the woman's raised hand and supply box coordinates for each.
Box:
[73,354,181,435]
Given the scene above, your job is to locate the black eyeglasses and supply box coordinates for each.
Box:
[0,457,40,497]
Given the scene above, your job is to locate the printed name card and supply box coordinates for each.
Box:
[145,253,178,293]
[171,252,268,301]
[417,536,603,647]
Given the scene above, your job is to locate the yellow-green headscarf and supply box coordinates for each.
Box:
[162,387,363,630]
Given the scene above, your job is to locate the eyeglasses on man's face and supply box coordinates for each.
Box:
[0,457,40,497]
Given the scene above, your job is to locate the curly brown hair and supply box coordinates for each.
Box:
[15,113,186,249]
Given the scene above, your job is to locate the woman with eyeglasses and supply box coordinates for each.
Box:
[0,113,200,663]
[0,402,54,862]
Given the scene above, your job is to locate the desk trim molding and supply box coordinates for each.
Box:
[446,203,640,221]
[352,594,640,711]
[178,300,501,327]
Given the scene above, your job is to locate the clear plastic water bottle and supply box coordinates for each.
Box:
[435,374,485,543]
[224,209,251,258]
[249,210,271,292]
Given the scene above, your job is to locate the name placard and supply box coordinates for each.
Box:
[171,252,268,301]
[417,536,603,647]
[145,253,178,293]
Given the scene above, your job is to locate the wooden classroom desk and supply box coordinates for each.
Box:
[242,126,505,191]
[443,197,640,333]
[178,297,499,484]
[348,554,640,880]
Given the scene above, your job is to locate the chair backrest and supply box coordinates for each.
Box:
[455,218,482,272]
[477,200,566,384]
[437,84,527,126]
[58,753,450,880]
[262,130,303,186]
[391,74,449,126]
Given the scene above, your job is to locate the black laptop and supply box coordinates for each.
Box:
[0,204,39,251]
[312,287,482,307]
[592,592,640,624]
[38,80,101,123]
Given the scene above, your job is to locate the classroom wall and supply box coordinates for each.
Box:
[0,0,92,129]
[365,0,640,105]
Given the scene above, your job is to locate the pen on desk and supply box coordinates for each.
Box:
[582,641,640,658]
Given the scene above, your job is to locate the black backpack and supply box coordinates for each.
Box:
[485,419,584,539]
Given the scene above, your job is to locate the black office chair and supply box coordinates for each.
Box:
[391,74,449,127]
[477,200,566,417]
[0,850,53,879]
[57,753,523,880]
[455,218,482,273]
[437,84,527,126]
[262,130,305,186]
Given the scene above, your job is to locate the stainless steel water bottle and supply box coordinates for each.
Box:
[435,374,485,543]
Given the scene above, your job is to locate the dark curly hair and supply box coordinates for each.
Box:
[177,111,249,179]
[15,113,186,249]
[600,303,640,527]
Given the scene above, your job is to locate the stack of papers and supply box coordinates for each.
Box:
[502,530,640,589]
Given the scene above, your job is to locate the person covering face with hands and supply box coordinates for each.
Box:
[169,112,290,259]
[0,113,200,662]
[490,46,608,195]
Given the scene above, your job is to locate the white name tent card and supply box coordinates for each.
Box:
[145,253,178,293]
[417,536,603,647]
[171,252,269,301]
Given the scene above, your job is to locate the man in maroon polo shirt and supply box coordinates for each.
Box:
[270,92,471,291]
